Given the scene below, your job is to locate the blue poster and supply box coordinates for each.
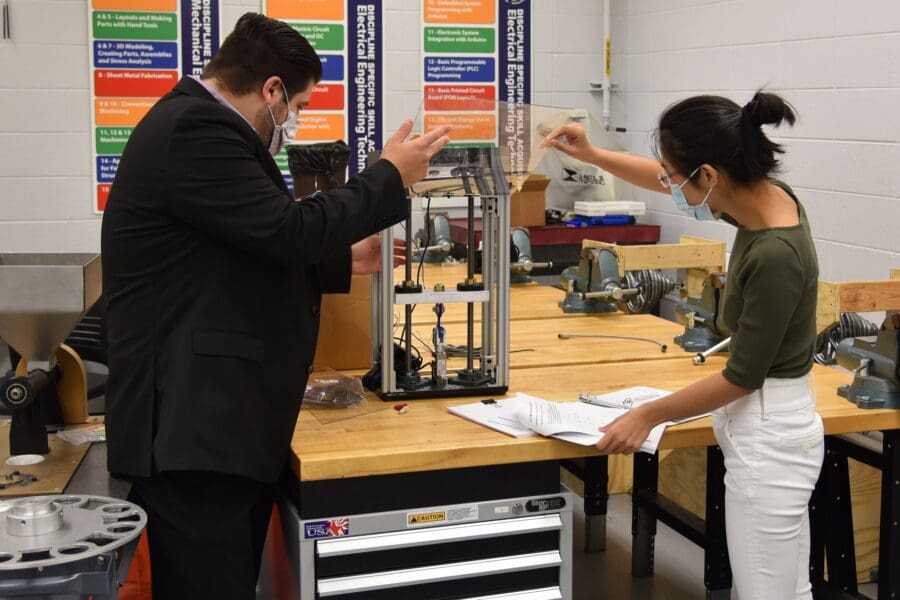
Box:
[96,156,121,183]
[93,41,178,69]
[180,0,221,77]
[347,0,382,176]
[319,54,345,82]
[499,0,532,175]
[424,56,495,83]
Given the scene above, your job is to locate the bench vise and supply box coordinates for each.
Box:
[674,273,731,352]
[559,247,679,314]
[510,228,553,284]
[413,214,454,263]
[837,313,900,409]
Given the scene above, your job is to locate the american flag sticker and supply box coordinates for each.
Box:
[304,518,350,539]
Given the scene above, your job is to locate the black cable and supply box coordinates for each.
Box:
[814,312,878,365]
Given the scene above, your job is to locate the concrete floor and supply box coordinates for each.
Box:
[571,493,705,600]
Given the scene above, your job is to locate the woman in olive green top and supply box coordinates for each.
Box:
[542,91,823,600]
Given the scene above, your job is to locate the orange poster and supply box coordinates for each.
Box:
[424,0,494,25]
[95,98,155,127]
[267,0,344,21]
[92,0,177,10]
[294,114,346,141]
[425,113,496,141]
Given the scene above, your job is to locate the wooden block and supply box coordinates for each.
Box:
[582,237,725,277]
[817,280,841,334]
[891,269,899,281]
[838,280,900,314]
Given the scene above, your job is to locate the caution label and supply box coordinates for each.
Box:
[407,504,479,528]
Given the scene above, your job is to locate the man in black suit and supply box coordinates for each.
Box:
[101,12,449,598]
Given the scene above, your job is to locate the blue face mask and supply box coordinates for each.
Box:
[664,166,718,222]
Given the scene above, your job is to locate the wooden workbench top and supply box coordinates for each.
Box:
[291,358,900,482]
[410,313,685,369]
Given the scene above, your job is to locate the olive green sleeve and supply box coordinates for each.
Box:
[722,236,806,389]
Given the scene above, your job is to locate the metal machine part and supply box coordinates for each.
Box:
[815,312,879,365]
[370,147,510,400]
[413,214,454,263]
[557,333,667,352]
[674,273,731,353]
[0,495,147,599]
[511,228,553,284]
[558,248,678,314]
[0,470,37,490]
[0,254,101,455]
[836,314,900,409]
[692,336,731,365]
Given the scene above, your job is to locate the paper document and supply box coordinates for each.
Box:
[579,386,710,425]
[447,395,536,438]
[514,395,665,453]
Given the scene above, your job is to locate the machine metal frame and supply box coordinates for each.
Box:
[371,147,511,400]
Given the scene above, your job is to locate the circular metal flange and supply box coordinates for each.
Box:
[0,495,147,570]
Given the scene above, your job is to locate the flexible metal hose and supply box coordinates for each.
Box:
[621,270,680,314]
[814,312,879,365]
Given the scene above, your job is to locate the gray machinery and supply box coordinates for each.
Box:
[673,273,731,352]
[370,146,510,400]
[558,247,679,315]
[836,313,900,409]
[0,495,147,599]
[510,228,553,285]
[0,254,101,455]
[412,214,454,264]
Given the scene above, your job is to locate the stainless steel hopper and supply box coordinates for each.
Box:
[0,253,102,371]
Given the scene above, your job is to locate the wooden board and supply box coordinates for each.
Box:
[407,314,685,370]
[0,421,95,498]
[582,237,725,277]
[817,278,900,333]
[290,358,899,482]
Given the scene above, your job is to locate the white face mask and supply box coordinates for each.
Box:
[267,82,298,156]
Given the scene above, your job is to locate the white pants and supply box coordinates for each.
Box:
[712,375,825,600]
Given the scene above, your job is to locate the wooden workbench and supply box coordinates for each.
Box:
[408,313,684,370]
[291,358,890,481]
[295,270,900,597]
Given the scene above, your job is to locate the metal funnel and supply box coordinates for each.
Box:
[0,254,101,369]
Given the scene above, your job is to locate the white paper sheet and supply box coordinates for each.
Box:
[514,394,665,453]
[447,395,536,438]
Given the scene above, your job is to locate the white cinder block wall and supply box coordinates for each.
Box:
[623,0,900,281]
[0,0,615,252]
[1,0,897,284]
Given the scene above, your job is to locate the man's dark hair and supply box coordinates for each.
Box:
[203,12,322,97]
[654,90,797,187]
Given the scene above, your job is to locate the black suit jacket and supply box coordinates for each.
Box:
[101,77,405,483]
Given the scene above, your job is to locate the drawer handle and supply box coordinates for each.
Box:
[317,550,563,596]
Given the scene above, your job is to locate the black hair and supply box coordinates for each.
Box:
[655,90,797,186]
[202,12,322,97]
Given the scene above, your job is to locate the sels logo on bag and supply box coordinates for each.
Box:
[562,168,606,186]
[304,518,350,539]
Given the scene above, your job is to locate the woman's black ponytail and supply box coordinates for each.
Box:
[656,89,797,186]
